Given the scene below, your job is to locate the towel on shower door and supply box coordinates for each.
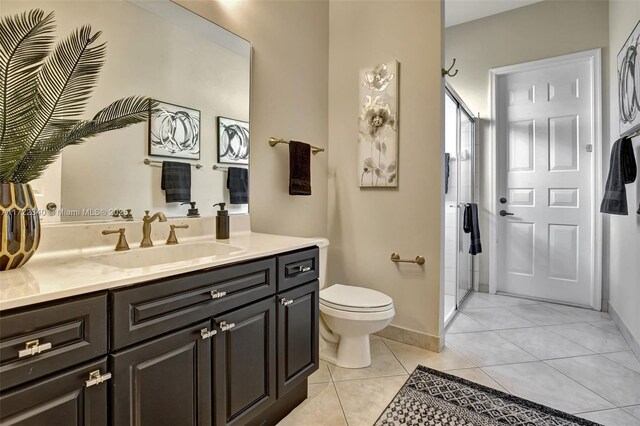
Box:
[289,141,312,196]
[444,153,451,194]
[463,203,482,255]
[161,161,191,203]
[600,137,636,215]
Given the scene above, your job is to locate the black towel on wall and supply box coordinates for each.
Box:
[463,203,482,255]
[227,167,249,204]
[600,137,637,215]
[161,161,191,203]
[289,141,311,196]
[444,153,451,194]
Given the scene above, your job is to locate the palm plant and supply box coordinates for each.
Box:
[0,9,156,183]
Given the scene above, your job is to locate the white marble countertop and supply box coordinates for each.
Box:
[0,232,324,311]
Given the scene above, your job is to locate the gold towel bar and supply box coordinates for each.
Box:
[391,253,426,266]
[144,159,202,169]
[269,137,325,155]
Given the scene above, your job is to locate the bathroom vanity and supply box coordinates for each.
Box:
[0,235,321,426]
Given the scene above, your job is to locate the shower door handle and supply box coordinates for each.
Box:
[499,210,514,217]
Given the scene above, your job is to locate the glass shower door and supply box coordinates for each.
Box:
[457,109,475,305]
[444,85,476,324]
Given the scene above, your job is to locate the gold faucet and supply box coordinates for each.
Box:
[102,228,130,251]
[166,224,189,245]
[140,210,167,247]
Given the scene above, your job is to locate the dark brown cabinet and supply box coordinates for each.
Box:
[0,358,109,426]
[213,298,276,426]
[277,280,319,397]
[111,321,213,426]
[0,246,319,426]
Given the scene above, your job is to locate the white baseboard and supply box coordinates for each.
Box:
[609,303,640,362]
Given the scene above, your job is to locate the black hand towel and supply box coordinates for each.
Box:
[227,167,249,204]
[444,153,451,194]
[463,203,482,255]
[289,141,311,196]
[161,161,191,203]
[600,137,636,215]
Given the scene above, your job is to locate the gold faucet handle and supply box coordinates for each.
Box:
[167,224,189,245]
[102,228,130,251]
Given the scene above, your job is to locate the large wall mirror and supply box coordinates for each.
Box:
[3,0,251,223]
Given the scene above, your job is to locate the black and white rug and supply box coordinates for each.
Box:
[375,365,601,426]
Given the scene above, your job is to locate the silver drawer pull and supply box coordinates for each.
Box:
[298,266,312,273]
[85,370,112,388]
[18,339,52,358]
[210,290,227,299]
[201,328,217,340]
[280,298,294,306]
[219,321,236,332]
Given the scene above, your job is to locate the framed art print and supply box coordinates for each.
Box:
[217,116,249,165]
[149,100,201,160]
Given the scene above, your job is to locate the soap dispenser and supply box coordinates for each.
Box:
[181,202,200,218]
[213,203,229,240]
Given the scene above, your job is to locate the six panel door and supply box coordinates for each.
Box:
[496,54,596,306]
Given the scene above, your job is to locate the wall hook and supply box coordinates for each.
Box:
[442,59,458,77]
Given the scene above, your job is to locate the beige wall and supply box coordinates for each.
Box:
[328,1,444,348]
[608,0,640,352]
[179,0,329,238]
[445,0,609,287]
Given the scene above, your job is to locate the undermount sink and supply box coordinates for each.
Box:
[90,241,246,269]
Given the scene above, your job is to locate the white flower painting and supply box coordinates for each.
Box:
[359,61,398,187]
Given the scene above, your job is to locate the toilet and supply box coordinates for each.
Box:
[317,239,395,368]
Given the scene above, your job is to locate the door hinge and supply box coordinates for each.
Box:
[586,144,593,153]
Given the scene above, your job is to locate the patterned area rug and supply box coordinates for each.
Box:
[375,365,601,426]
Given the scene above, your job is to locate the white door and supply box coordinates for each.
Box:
[30,156,62,223]
[494,51,600,307]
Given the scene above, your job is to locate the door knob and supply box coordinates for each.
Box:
[46,202,57,213]
[499,210,514,217]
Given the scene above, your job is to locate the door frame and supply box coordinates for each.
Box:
[488,49,603,310]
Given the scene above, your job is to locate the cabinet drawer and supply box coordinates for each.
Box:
[277,247,319,292]
[0,357,109,425]
[0,294,108,390]
[111,257,276,349]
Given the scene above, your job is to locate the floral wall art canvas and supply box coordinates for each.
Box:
[359,60,398,187]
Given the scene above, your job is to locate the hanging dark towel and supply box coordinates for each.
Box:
[227,167,249,204]
[463,203,482,255]
[600,137,636,215]
[289,141,311,196]
[444,153,451,194]
[161,161,191,203]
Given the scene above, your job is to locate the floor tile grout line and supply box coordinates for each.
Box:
[494,326,597,359]
[541,358,623,409]
[541,322,629,353]
[380,337,410,375]
[330,381,350,426]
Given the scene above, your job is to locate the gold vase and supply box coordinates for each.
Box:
[0,183,41,271]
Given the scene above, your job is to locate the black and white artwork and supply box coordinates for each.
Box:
[618,20,640,137]
[217,116,249,165]
[149,101,201,160]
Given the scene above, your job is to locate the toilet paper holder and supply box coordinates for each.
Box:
[391,253,425,266]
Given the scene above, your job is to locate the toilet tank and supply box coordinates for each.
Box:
[315,238,330,290]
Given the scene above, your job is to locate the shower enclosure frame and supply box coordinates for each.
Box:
[444,82,477,326]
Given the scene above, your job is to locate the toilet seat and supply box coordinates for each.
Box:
[319,284,393,313]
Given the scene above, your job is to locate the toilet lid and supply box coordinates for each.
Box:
[320,284,393,312]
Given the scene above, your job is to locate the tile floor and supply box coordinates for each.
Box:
[277,292,640,426]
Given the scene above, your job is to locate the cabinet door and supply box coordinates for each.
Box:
[111,321,212,426]
[277,280,319,397]
[214,298,276,426]
[0,358,109,426]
